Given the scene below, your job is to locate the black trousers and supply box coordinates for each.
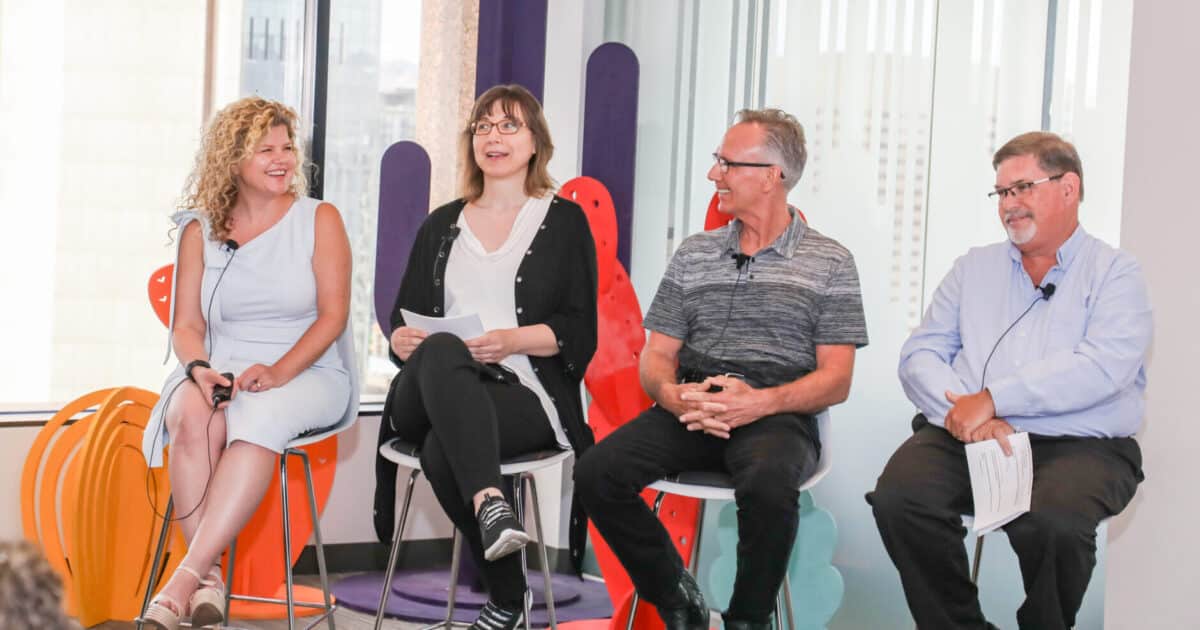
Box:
[867,415,1143,630]
[389,333,557,607]
[575,405,820,623]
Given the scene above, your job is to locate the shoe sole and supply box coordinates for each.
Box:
[190,601,225,627]
[483,528,531,561]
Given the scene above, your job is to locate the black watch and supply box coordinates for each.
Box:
[185,359,212,382]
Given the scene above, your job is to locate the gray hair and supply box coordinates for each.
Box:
[735,108,807,191]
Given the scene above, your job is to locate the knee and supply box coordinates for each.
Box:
[1007,509,1096,552]
[407,332,472,372]
[734,461,801,515]
[574,445,626,506]
[166,400,221,451]
[866,472,924,523]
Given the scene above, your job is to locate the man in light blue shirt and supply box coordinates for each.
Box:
[868,132,1149,630]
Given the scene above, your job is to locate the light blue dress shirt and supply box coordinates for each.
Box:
[899,226,1152,438]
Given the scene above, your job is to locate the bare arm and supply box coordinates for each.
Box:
[757,344,856,415]
[170,221,209,367]
[236,203,351,391]
[639,331,707,418]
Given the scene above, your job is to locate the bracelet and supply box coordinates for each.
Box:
[185,359,211,382]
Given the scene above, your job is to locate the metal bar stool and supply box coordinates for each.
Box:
[374,439,573,630]
[624,411,833,630]
[137,420,354,630]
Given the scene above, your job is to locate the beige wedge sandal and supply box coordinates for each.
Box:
[188,565,226,627]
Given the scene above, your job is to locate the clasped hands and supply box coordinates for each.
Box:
[390,326,516,364]
[671,375,770,439]
[944,389,1016,456]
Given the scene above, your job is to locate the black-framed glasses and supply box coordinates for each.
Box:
[712,153,784,179]
[471,119,524,136]
[988,173,1065,200]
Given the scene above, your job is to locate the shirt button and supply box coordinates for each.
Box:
[533,366,540,373]
[433,307,441,314]
[438,251,445,258]
[557,340,565,347]
[516,307,524,314]
[526,249,533,255]
[567,362,575,371]
[516,275,523,283]
[540,224,547,230]
[434,278,441,286]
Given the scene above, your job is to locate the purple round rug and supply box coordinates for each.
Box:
[333,570,613,625]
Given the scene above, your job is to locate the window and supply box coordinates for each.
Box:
[0,0,428,407]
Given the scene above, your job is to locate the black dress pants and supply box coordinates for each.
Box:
[867,415,1143,630]
[575,405,820,623]
[389,332,557,608]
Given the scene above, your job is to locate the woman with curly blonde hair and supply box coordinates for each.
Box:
[140,97,358,629]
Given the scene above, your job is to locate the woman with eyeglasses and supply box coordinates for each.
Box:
[376,84,597,630]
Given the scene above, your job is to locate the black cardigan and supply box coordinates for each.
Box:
[373,195,598,574]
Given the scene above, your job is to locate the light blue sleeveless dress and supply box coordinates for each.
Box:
[141,196,357,467]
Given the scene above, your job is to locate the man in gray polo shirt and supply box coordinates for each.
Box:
[576,109,868,630]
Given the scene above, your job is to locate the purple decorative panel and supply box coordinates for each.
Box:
[582,42,639,270]
[375,141,432,335]
[476,0,548,100]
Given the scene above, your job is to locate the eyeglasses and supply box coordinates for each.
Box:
[712,153,784,179]
[988,173,1064,200]
[471,119,524,135]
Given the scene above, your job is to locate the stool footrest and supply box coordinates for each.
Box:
[227,593,336,611]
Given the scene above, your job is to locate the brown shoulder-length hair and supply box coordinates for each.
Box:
[460,84,556,201]
[993,131,1084,201]
[178,97,309,241]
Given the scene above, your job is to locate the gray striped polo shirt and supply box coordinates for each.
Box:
[644,208,869,388]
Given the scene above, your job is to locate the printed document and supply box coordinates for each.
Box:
[400,309,485,340]
[965,431,1033,534]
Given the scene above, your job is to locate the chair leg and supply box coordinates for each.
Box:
[298,448,336,629]
[512,476,532,630]
[442,529,464,629]
[225,537,237,622]
[781,572,795,630]
[525,474,557,630]
[971,533,985,584]
[137,496,174,630]
[280,452,297,629]
[626,492,669,630]
[774,595,784,630]
[374,468,420,630]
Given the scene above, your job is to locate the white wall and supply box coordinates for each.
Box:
[1105,3,1200,628]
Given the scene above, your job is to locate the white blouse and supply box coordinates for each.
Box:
[444,194,568,448]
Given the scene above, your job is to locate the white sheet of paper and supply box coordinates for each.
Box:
[965,431,1033,534]
[400,309,485,340]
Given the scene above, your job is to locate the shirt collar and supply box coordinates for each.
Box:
[721,206,808,259]
[1007,223,1087,269]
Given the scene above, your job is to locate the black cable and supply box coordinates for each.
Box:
[979,288,1052,389]
[693,258,748,379]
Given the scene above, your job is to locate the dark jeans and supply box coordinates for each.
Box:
[575,405,820,623]
[867,415,1143,630]
[389,333,556,608]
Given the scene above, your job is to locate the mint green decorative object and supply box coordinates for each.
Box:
[698,491,843,629]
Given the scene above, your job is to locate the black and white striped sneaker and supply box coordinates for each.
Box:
[477,495,531,561]
[469,600,524,630]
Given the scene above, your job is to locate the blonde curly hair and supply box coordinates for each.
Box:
[0,540,79,629]
[179,97,309,241]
